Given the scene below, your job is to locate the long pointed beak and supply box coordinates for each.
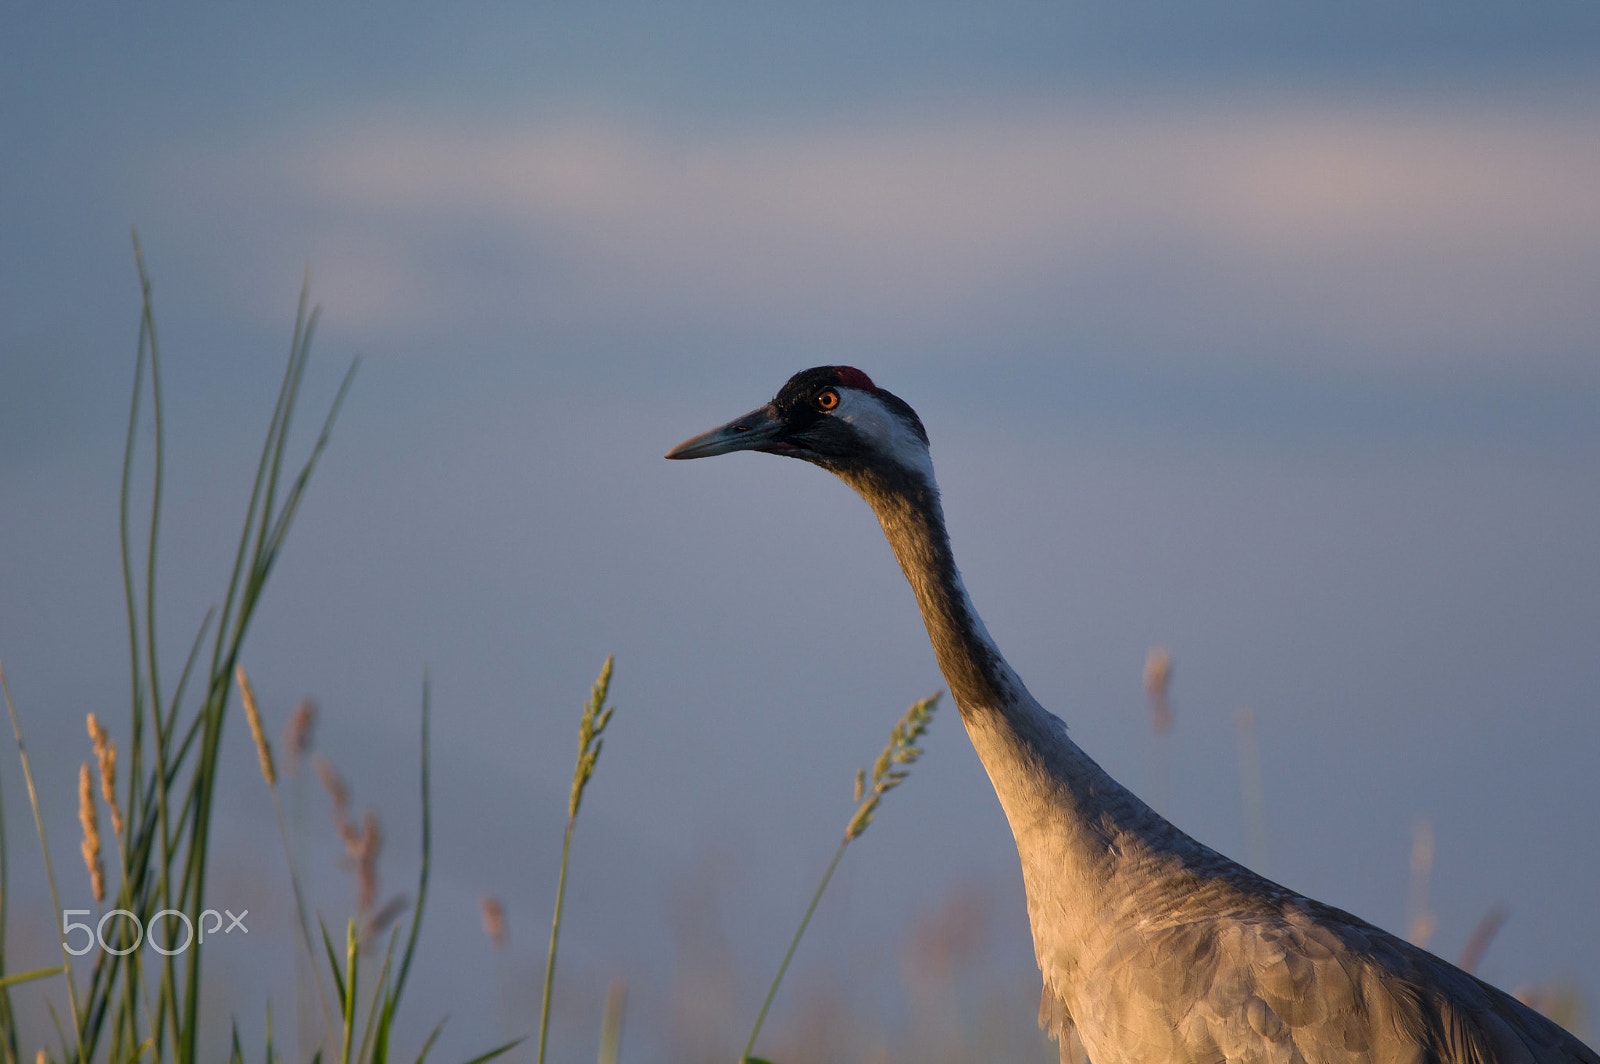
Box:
[665,404,787,459]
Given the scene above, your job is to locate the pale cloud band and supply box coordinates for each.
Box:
[185,93,1600,386]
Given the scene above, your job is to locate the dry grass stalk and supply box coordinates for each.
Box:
[87,712,123,839]
[283,698,317,772]
[363,894,409,943]
[480,896,508,949]
[1144,647,1173,735]
[1408,815,1437,948]
[315,753,349,817]
[316,751,363,850]
[1457,903,1510,976]
[235,664,277,786]
[1515,983,1588,1036]
[355,809,382,913]
[1234,705,1269,871]
[316,751,388,918]
[78,762,105,904]
[599,978,627,1064]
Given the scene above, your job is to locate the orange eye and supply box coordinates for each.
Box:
[817,389,840,411]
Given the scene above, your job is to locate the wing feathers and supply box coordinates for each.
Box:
[1039,890,1597,1064]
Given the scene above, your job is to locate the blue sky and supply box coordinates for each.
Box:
[3,4,1599,1060]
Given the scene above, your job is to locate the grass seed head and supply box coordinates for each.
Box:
[569,655,617,819]
[355,809,383,913]
[847,693,940,840]
[315,752,365,859]
[284,698,317,771]
[480,895,508,949]
[78,762,105,904]
[1144,647,1173,736]
[315,753,349,813]
[101,740,122,839]
[87,712,123,839]
[235,665,277,787]
[363,893,408,944]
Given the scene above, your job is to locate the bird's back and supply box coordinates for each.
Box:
[1038,836,1598,1064]
[965,662,1594,1064]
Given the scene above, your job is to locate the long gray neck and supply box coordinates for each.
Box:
[838,463,1070,753]
[845,470,1024,722]
[839,461,1192,981]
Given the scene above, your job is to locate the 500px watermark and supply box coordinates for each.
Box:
[62,908,248,956]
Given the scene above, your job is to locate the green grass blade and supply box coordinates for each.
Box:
[0,703,15,1064]
[537,818,575,1064]
[391,672,431,1008]
[0,660,86,1062]
[0,965,66,990]
[321,918,347,1006]
[741,838,848,1063]
[356,928,400,1064]
[133,237,167,803]
[46,999,67,1060]
[160,607,215,750]
[380,676,433,1064]
[457,1037,527,1064]
[410,1022,445,1064]
[373,1000,394,1064]
[119,252,149,803]
[261,357,358,565]
[252,290,317,584]
[177,277,351,1063]
[341,920,358,1064]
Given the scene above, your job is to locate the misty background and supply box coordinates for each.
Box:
[3,3,1598,1060]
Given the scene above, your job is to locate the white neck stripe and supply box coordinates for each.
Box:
[833,388,937,485]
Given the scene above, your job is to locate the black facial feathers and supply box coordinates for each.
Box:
[769,366,929,449]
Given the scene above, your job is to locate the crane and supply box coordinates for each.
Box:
[666,365,1597,1064]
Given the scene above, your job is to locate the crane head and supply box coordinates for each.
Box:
[665,366,933,487]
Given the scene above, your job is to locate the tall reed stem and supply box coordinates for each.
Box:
[537,657,616,1064]
[1,660,85,1062]
[538,817,578,1064]
[740,838,848,1063]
